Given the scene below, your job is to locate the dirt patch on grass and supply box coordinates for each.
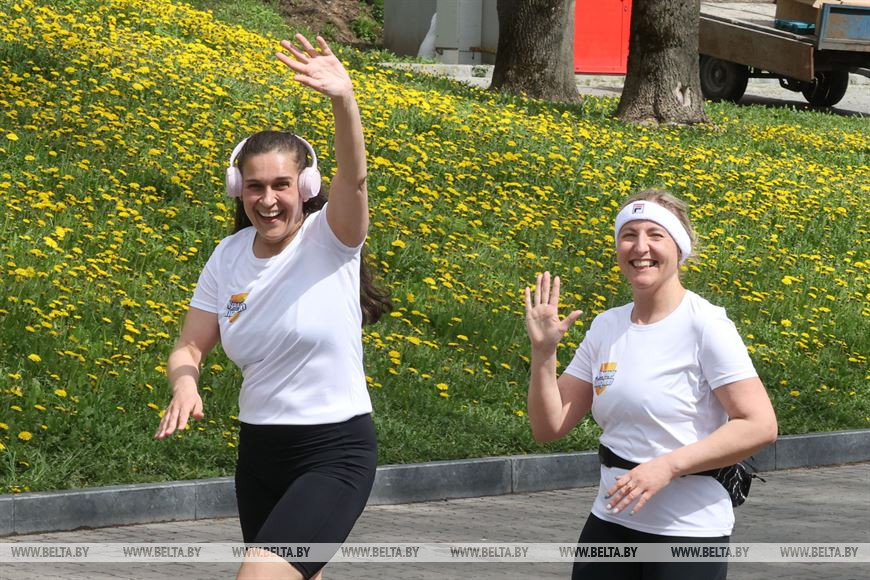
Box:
[277,0,381,46]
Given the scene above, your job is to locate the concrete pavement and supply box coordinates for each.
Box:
[2,462,868,580]
[385,63,870,117]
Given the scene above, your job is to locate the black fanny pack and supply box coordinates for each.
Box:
[598,444,763,507]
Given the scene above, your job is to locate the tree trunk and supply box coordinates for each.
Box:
[490,0,579,103]
[616,0,707,124]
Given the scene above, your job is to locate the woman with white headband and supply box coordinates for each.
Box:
[524,189,777,579]
[154,34,390,580]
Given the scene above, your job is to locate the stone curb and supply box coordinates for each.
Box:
[1,429,868,536]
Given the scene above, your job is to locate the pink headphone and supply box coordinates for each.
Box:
[225,134,322,200]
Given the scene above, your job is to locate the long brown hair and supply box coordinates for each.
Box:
[232,131,392,324]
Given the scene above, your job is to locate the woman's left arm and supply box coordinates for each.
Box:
[277,34,368,246]
[607,377,777,514]
[667,377,778,474]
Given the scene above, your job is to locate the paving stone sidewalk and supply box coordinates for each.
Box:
[2,462,868,580]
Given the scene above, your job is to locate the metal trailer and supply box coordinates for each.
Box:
[699,1,870,106]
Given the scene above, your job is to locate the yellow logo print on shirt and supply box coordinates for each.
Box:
[593,362,617,395]
[225,292,249,323]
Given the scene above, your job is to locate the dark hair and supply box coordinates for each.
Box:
[232,131,392,325]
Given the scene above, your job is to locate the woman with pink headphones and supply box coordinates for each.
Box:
[155,34,390,580]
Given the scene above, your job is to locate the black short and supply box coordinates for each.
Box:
[234,413,378,579]
[572,513,729,580]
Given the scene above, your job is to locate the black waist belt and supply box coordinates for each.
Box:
[598,444,718,477]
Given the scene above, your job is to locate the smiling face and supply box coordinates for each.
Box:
[240,150,305,258]
[616,220,682,293]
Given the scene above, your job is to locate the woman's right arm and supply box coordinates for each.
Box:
[154,307,220,440]
[525,271,592,442]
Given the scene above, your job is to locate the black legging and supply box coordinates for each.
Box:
[235,413,378,579]
[571,513,729,580]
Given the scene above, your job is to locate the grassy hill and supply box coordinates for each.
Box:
[0,0,867,493]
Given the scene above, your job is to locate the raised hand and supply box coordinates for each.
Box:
[524,271,582,355]
[276,34,353,99]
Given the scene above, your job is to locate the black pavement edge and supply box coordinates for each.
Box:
[1,429,868,536]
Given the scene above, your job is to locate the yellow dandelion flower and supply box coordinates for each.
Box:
[18,431,33,441]
[28,354,42,362]
[54,389,67,398]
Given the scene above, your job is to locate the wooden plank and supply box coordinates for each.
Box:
[701,2,781,30]
[701,5,813,41]
[699,17,816,80]
[775,0,823,24]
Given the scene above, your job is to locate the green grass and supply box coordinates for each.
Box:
[183,0,300,39]
[0,0,867,493]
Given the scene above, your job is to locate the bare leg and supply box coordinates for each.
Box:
[236,548,304,580]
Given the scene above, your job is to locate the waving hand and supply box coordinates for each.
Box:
[276,34,353,99]
[525,271,582,354]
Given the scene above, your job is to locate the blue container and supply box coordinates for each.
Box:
[774,18,817,35]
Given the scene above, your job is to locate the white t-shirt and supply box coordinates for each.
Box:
[564,290,758,537]
[189,204,372,425]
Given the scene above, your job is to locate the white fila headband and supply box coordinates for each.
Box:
[614,201,692,264]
